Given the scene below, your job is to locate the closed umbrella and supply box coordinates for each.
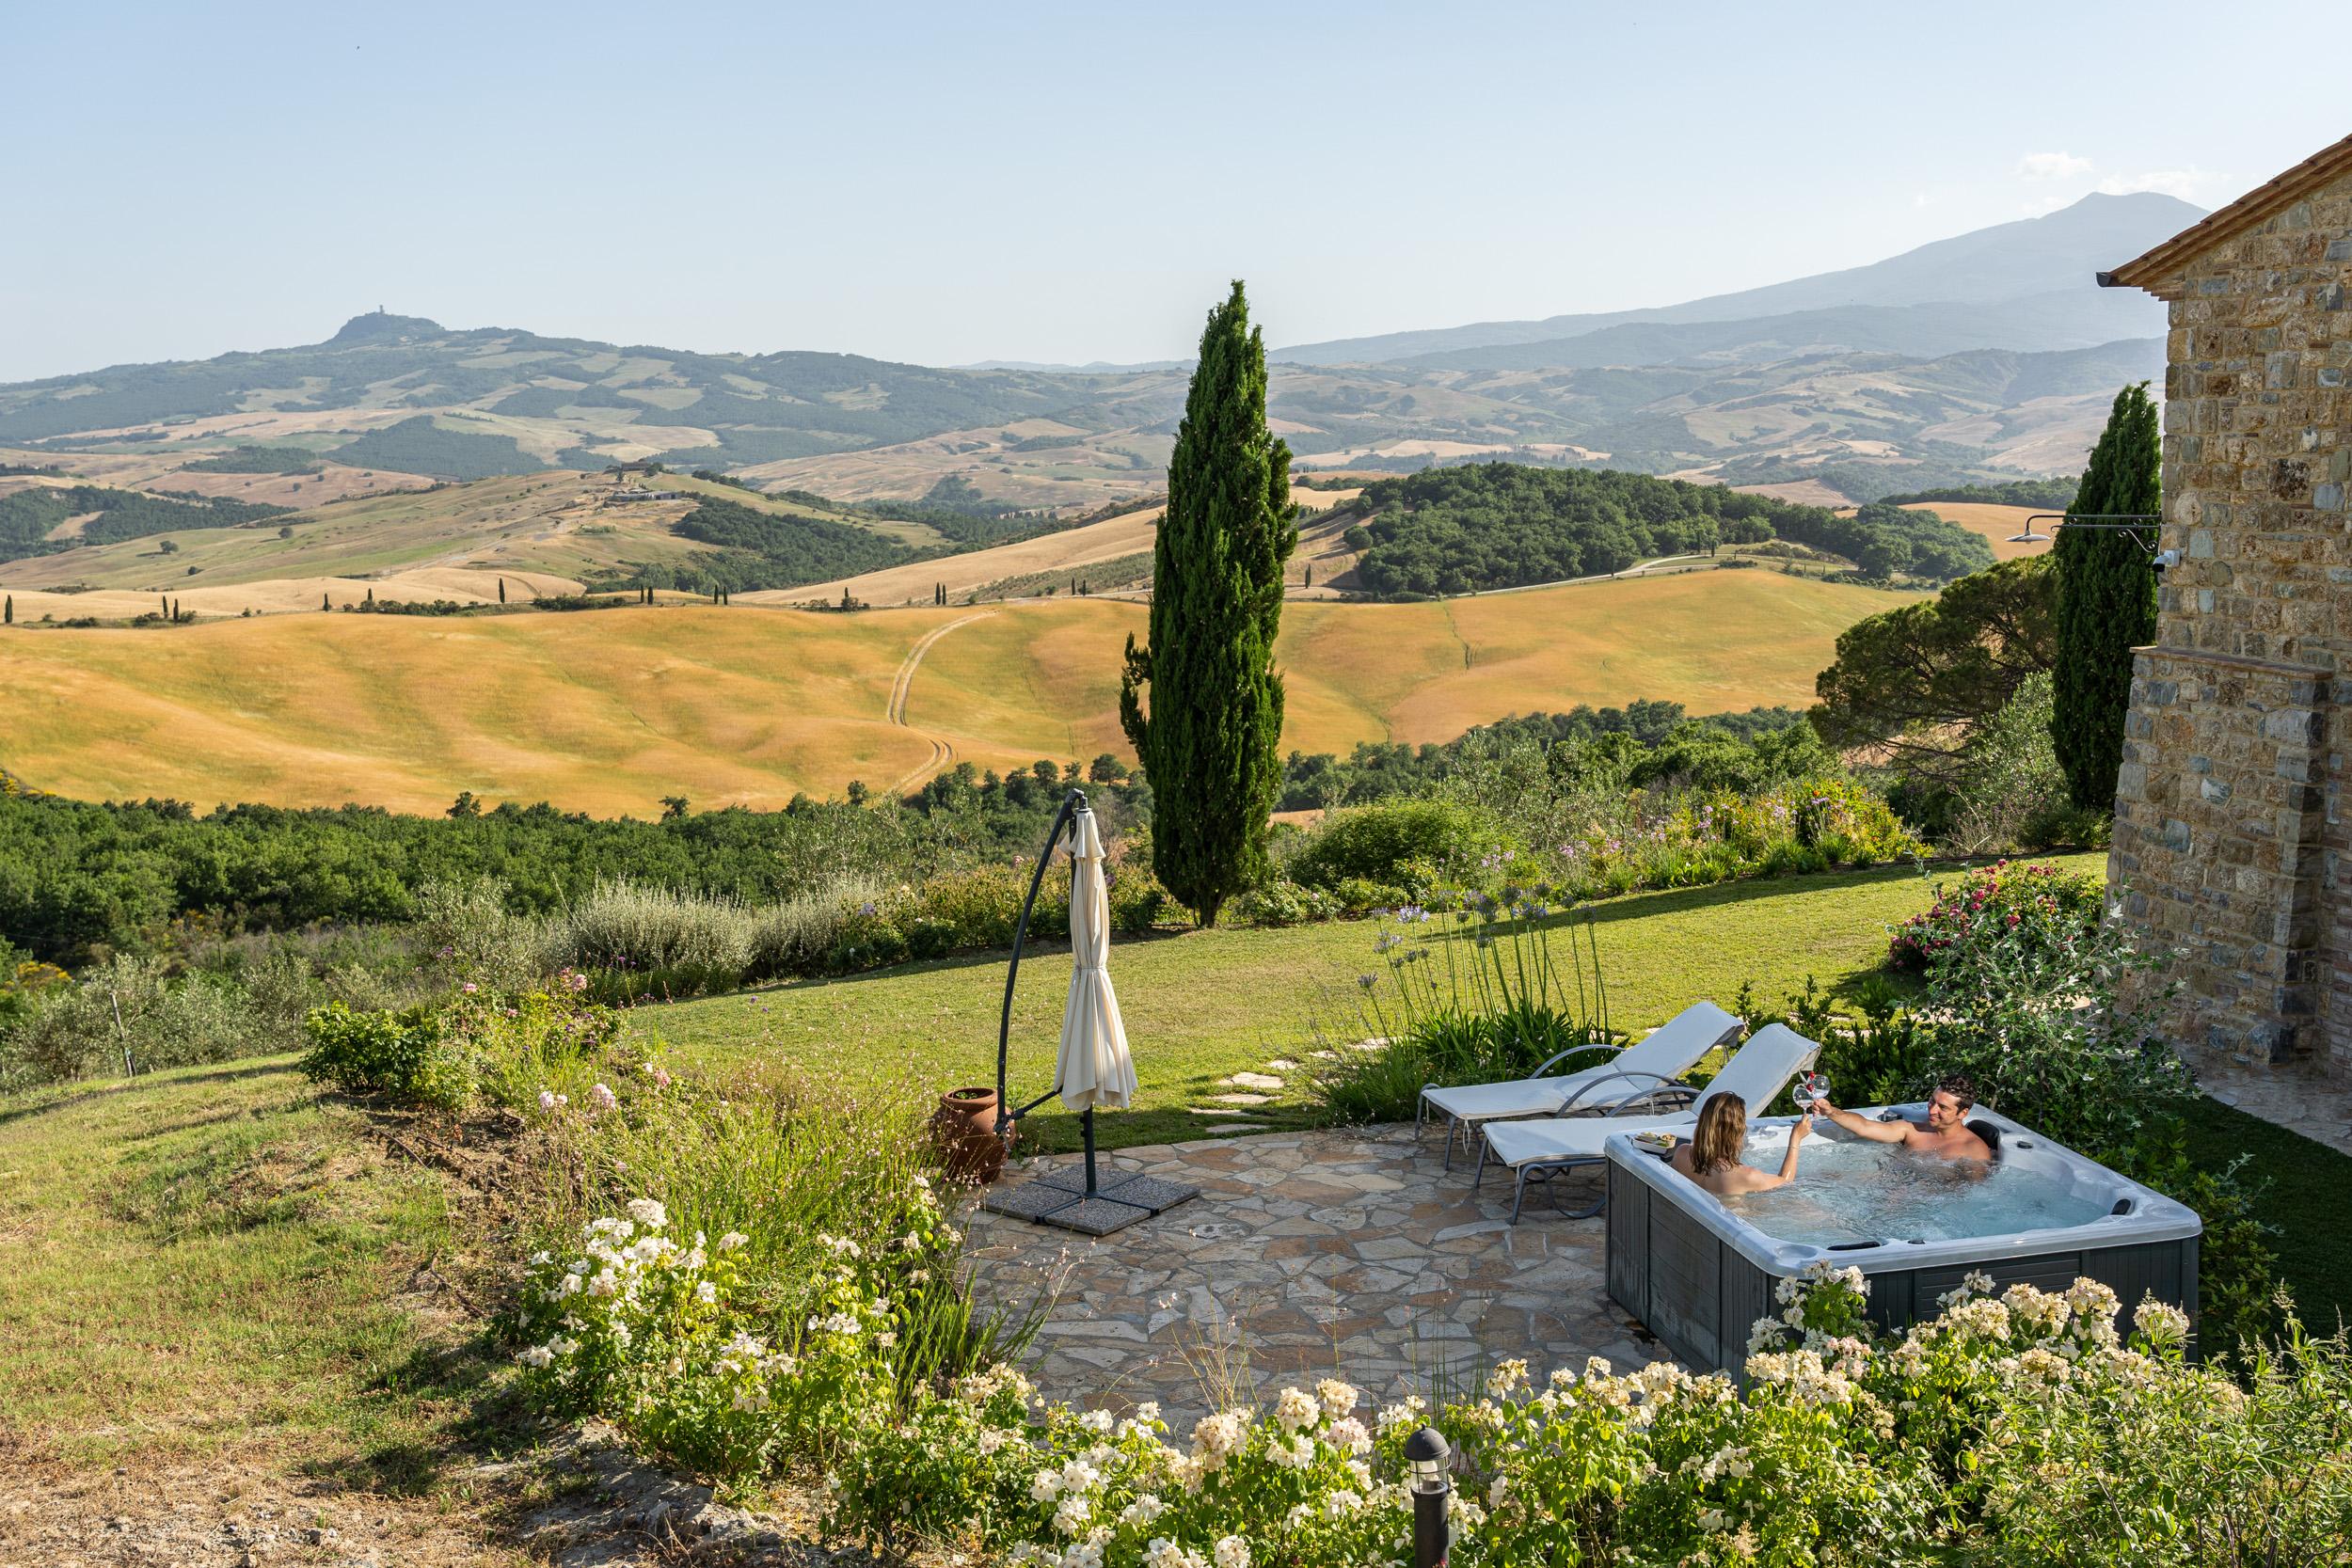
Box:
[1056,805,1136,1115]
[980,788,1195,1234]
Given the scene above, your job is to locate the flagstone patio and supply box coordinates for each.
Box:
[962,1123,1660,1422]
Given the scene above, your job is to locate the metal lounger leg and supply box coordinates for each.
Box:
[1471,1132,1489,1191]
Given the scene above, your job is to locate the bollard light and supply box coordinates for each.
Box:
[1404,1424,1453,1567]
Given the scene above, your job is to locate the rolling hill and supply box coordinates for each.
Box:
[0,194,2191,513]
[0,569,1916,815]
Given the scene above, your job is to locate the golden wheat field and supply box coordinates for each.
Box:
[0,568,1916,815]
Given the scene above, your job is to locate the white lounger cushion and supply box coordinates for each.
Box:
[1421,1000,1742,1125]
[1479,1023,1820,1172]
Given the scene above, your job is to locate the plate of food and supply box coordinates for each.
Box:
[1631,1130,1678,1154]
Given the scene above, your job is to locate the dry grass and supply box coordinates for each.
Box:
[1896,502,2056,562]
[0,569,1908,812]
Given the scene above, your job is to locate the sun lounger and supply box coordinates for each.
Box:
[1476,1022,1821,1223]
[1415,1000,1742,1169]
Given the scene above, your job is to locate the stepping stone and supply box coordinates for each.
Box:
[1265,1058,1300,1070]
[1212,1092,1272,1105]
[1203,1124,1260,1134]
[1223,1072,1285,1090]
[1189,1106,1258,1117]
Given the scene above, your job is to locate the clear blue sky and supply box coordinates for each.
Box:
[2,1,2342,380]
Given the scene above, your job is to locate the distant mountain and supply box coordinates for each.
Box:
[0,192,2200,514]
[1274,192,2200,367]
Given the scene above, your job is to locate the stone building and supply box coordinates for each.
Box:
[2101,134,2352,1085]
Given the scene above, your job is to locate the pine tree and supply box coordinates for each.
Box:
[1119,281,1297,927]
[2053,382,2161,809]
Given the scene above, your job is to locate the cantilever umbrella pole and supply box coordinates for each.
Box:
[994,788,1088,1144]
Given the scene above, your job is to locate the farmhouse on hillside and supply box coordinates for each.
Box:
[2100,133,2352,1083]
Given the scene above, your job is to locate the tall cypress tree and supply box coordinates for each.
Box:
[1119,281,1297,927]
[2053,381,2161,809]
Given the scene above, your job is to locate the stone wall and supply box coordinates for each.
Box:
[2109,167,2352,1078]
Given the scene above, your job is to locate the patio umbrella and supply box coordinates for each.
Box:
[1055,805,1136,1116]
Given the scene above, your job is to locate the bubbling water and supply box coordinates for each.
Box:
[1722,1130,2106,1246]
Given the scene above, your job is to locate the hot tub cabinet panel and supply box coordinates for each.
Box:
[1603,1107,2203,1378]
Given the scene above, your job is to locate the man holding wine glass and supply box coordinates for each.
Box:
[1808,1071,1995,1164]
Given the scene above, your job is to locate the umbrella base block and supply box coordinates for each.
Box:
[980,1169,1200,1233]
[1039,1196,1157,1236]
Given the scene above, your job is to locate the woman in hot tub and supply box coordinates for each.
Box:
[1668,1093,1814,1196]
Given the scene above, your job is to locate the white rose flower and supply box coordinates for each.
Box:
[1212,1536,1250,1568]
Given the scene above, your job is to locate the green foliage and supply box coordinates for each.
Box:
[603,496,920,594]
[1945,672,2079,853]
[1887,859,2106,974]
[1120,282,1296,927]
[2053,382,2161,809]
[181,445,325,475]
[1285,800,1500,895]
[327,416,548,481]
[0,484,290,564]
[1774,501,1994,583]
[0,768,1136,967]
[1340,463,1990,596]
[1878,475,2080,510]
[1811,555,2058,785]
[299,1001,443,1099]
[1278,702,1804,809]
[1894,859,2280,1351]
[0,953,251,1086]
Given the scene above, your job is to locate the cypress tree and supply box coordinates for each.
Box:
[4,594,11,625]
[159,595,168,616]
[1119,281,1297,927]
[322,591,330,611]
[498,578,507,604]
[2053,381,2162,809]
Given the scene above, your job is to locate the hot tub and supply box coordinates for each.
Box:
[1603,1105,2202,1377]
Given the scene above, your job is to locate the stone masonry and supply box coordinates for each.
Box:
[2104,137,2352,1081]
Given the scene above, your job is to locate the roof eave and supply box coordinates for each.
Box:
[2098,133,2352,299]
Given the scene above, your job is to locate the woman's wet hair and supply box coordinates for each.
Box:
[1690,1093,1748,1175]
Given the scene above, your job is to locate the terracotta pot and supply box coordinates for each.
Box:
[930,1085,1010,1184]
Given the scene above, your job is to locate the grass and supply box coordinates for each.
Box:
[2180,1096,2352,1336]
[646,854,2104,1154]
[0,567,1915,813]
[0,1056,497,1476]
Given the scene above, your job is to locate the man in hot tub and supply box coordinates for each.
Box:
[1812,1072,1994,1163]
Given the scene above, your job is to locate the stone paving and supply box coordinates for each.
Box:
[963,1123,1657,1423]
[2193,1051,2352,1158]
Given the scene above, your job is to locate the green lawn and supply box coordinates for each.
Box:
[0,1056,495,1479]
[647,855,2106,1152]
[2181,1096,2352,1336]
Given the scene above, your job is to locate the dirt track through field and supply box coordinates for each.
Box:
[886,610,995,791]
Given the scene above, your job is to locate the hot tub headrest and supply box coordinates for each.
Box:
[1967,1118,2003,1159]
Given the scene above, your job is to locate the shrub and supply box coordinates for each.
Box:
[1286,800,1502,895]
[302,981,616,1111]
[300,1001,442,1099]
[413,877,544,992]
[548,879,755,979]
[1887,859,2103,974]
[2,954,252,1085]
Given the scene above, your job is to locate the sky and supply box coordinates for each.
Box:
[2,1,2344,381]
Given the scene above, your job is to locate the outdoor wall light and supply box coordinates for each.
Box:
[1405,1424,1454,1567]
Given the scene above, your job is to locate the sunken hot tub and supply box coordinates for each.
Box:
[1603,1105,2202,1377]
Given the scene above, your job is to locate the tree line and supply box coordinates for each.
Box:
[1338,463,1992,597]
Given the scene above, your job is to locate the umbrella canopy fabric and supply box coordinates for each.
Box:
[1056,807,1136,1113]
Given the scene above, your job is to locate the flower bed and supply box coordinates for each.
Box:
[508,1188,2351,1565]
